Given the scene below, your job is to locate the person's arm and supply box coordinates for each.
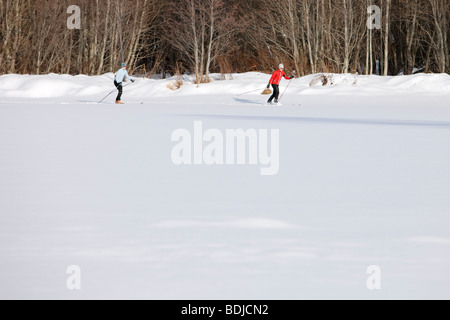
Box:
[283,71,294,80]
[124,70,135,82]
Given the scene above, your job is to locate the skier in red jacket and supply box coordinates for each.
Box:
[267,64,294,105]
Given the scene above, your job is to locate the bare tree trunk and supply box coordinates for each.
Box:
[205,0,215,82]
[369,26,373,74]
[343,0,350,73]
[129,0,149,71]
[406,0,418,75]
[383,0,391,75]
[287,0,300,73]
[304,1,316,73]
[429,0,447,73]
[97,0,111,75]
[116,0,125,63]
[190,0,201,82]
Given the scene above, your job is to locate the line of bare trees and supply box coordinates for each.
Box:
[1,0,449,82]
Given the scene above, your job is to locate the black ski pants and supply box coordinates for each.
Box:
[268,84,280,103]
[114,80,123,101]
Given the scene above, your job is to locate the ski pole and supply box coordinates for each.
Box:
[237,88,266,96]
[279,79,293,102]
[98,82,133,104]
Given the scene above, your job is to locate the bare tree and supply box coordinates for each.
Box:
[0,0,28,73]
[428,0,449,73]
[164,0,239,83]
[383,0,391,76]
[0,0,449,76]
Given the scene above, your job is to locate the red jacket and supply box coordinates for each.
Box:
[269,69,290,85]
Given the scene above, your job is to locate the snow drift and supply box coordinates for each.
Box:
[1,72,450,102]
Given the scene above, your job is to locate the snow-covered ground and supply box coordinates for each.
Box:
[0,72,450,299]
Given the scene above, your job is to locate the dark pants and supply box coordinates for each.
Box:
[268,84,280,103]
[114,81,123,101]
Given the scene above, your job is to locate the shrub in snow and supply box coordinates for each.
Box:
[309,73,359,87]
[309,74,334,87]
[167,78,184,91]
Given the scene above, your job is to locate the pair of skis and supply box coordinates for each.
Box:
[237,77,294,105]
[97,82,134,104]
[266,102,283,106]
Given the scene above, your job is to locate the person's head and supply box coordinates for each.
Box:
[279,63,284,70]
[121,62,127,69]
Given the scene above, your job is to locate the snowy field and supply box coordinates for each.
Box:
[0,72,450,300]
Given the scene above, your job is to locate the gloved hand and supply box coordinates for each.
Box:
[131,79,135,83]
[266,84,270,89]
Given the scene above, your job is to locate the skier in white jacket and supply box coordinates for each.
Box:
[114,62,135,104]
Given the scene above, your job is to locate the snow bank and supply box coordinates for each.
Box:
[1,72,449,102]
